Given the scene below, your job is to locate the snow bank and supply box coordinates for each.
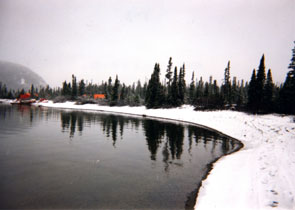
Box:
[36,101,295,209]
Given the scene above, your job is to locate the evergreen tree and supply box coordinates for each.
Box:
[7,90,13,99]
[256,54,266,112]
[195,76,204,106]
[165,57,173,87]
[111,75,120,106]
[178,64,186,104]
[135,80,142,97]
[120,83,126,103]
[171,66,180,107]
[208,76,213,97]
[222,61,231,105]
[212,79,222,108]
[61,82,66,96]
[30,84,35,98]
[78,79,85,96]
[107,77,112,99]
[247,69,257,112]
[237,79,246,109]
[203,82,209,107]
[231,77,238,105]
[263,69,274,112]
[1,84,8,98]
[165,57,173,104]
[145,63,164,108]
[62,81,71,96]
[189,71,195,104]
[103,82,108,96]
[279,42,295,114]
[279,71,295,114]
[20,88,25,96]
[143,82,148,100]
[71,74,78,99]
[68,83,72,95]
[289,41,295,70]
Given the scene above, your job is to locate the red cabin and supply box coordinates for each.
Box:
[93,94,106,99]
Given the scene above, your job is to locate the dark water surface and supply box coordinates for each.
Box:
[0,104,242,209]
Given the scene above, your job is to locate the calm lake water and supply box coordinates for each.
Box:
[0,104,242,209]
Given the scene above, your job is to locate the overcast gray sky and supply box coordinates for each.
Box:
[0,0,294,87]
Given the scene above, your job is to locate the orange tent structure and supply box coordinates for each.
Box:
[93,94,106,99]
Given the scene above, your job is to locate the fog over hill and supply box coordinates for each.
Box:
[0,61,47,91]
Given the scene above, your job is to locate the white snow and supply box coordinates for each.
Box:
[7,100,295,209]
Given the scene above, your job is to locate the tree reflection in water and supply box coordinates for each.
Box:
[0,105,243,210]
[60,111,241,164]
[59,111,242,209]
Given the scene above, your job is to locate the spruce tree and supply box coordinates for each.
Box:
[145,63,164,108]
[204,82,209,107]
[237,79,246,109]
[165,57,173,104]
[78,79,85,96]
[213,79,221,108]
[1,84,8,98]
[289,41,295,70]
[222,61,231,106]
[103,82,108,97]
[171,66,180,107]
[135,80,142,97]
[71,74,78,99]
[165,57,173,87]
[247,69,257,112]
[195,76,204,106]
[182,64,186,97]
[107,77,112,99]
[111,75,120,106]
[263,69,274,113]
[208,76,213,97]
[62,81,67,96]
[189,71,195,104]
[279,42,295,114]
[231,77,237,105]
[178,63,186,105]
[62,81,71,96]
[120,83,126,103]
[67,83,71,96]
[30,84,35,98]
[256,54,266,112]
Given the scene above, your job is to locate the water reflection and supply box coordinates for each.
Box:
[1,105,241,164]
[59,111,241,165]
[0,105,244,210]
[0,105,40,135]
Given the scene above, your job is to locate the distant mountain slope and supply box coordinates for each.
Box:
[0,61,47,90]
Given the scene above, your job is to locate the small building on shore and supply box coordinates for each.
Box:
[93,94,106,100]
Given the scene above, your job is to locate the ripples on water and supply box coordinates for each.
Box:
[0,104,242,209]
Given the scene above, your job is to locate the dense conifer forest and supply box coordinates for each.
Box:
[1,42,295,115]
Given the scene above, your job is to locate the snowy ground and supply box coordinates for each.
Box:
[2,99,295,209]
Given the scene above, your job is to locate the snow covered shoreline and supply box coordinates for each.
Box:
[2,100,295,209]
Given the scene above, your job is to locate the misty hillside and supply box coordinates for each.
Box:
[0,61,47,91]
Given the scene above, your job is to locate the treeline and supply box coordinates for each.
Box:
[58,74,147,106]
[1,42,294,114]
[145,52,295,114]
[0,74,147,106]
[145,42,295,114]
[0,83,59,100]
